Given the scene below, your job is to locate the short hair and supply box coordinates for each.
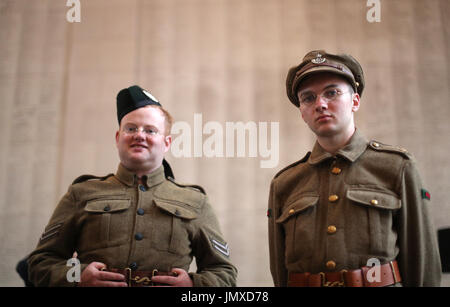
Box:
[146,105,173,136]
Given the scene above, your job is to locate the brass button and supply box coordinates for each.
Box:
[370,199,379,206]
[372,142,380,148]
[331,167,342,174]
[327,225,337,234]
[328,195,339,202]
[289,209,295,215]
[326,260,336,270]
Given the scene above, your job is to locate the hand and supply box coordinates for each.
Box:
[79,262,128,287]
[150,268,193,287]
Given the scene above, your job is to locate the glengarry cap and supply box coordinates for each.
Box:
[116,85,161,124]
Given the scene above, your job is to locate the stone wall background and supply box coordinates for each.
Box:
[0,0,449,286]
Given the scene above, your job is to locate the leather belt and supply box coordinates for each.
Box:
[288,261,401,287]
[104,268,177,287]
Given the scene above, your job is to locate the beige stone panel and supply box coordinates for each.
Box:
[59,1,139,194]
[0,0,449,287]
[222,0,259,286]
[191,0,228,221]
[60,73,132,193]
[247,0,285,286]
[279,0,316,169]
[410,0,450,234]
[0,0,68,286]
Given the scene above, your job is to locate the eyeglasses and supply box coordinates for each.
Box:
[298,87,350,107]
[122,124,162,137]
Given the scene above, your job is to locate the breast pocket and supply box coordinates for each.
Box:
[276,193,319,263]
[80,198,131,250]
[152,199,198,255]
[346,188,401,256]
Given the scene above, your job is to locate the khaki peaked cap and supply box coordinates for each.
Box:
[286,50,365,107]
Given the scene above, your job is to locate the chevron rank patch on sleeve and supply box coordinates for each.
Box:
[39,222,63,242]
[211,238,230,257]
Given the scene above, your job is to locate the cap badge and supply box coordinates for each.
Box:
[311,53,326,64]
[142,89,159,102]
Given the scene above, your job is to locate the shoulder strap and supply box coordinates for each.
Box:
[167,177,206,195]
[368,140,411,159]
[72,173,114,185]
[274,152,311,179]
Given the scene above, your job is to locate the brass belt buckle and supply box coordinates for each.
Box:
[125,267,153,286]
[320,270,347,287]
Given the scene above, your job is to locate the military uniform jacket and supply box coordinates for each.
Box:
[268,129,441,286]
[28,164,237,286]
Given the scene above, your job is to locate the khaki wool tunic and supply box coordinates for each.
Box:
[28,164,237,286]
[268,129,441,286]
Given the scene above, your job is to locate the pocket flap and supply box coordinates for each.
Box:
[154,199,198,220]
[85,199,131,213]
[347,188,401,210]
[276,194,319,223]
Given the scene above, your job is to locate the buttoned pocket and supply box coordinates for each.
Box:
[152,199,197,255]
[85,199,131,213]
[154,199,198,220]
[346,188,400,255]
[80,198,131,250]
[276,193,319,264]
[276,194,319,224]
[347,188,401,210]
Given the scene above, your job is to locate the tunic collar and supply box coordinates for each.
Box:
[115,163,165,188]
[308,129,368,165]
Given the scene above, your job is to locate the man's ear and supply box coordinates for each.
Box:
[351,93,360,112]
[164,135,172,153]
[115,130,120,147]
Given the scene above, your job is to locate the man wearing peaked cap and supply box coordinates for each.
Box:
[28,85,237,287]
[268,50,441,287]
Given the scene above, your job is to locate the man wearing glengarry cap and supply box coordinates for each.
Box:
[28,85,237,287]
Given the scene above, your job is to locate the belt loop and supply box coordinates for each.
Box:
[319,272,326,287]
[389,261,398,284]
[125,268,132,287]
[150,269,158,286]
[340,269,348,287]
